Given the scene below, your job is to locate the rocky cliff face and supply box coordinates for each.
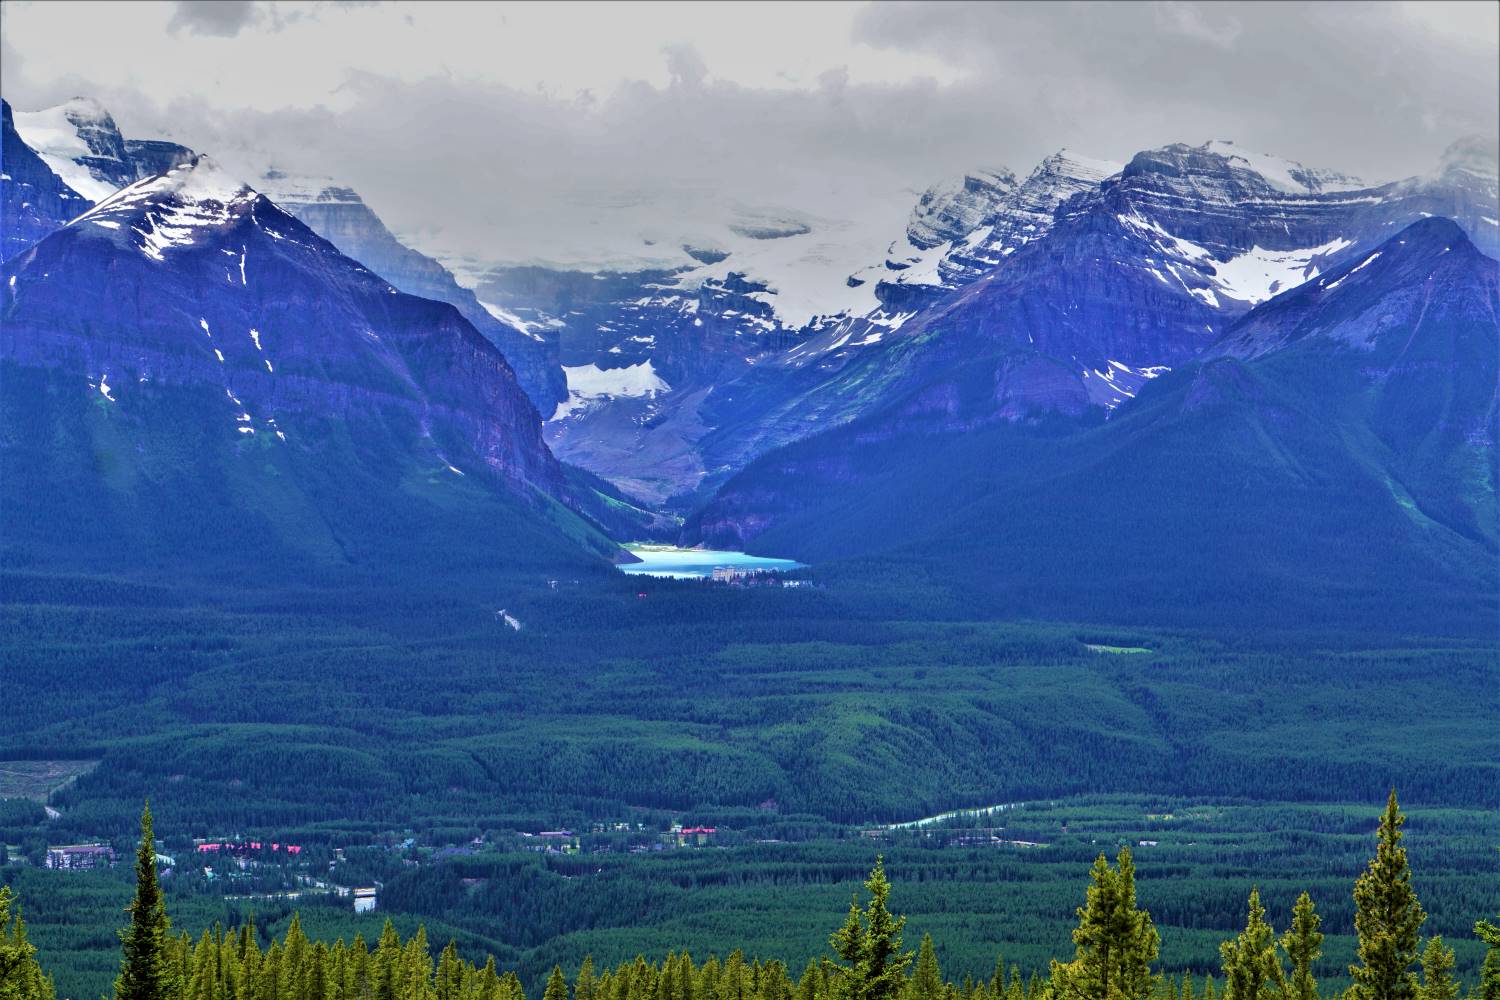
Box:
[2,98,92,259]
[868,151,1123,313]
[259,170,566,414]
[124,138,197,179]
[1,157,603,564]
[905,167,1019,248]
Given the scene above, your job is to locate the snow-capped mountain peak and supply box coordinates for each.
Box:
[1198,139,1365,194]
[72,155,261,261]
[906,166,1019,248]
[258,168,365,206]
[11,97,134,202]
[1435,134,1499,181]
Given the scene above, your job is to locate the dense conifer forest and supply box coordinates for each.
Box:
[4,797,1497,1000]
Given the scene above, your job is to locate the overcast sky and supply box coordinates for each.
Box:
[2,0,1496,269]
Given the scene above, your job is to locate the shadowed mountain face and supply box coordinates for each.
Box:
[259,171,566,414]
[685,219,1498,632]
[1,156,618,580]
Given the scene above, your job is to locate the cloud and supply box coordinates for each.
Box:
[2,1,1494,270]
[1153,2,1241,49]
[166,0,263,37]
[663,44,709,90]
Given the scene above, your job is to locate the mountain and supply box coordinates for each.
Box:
[1,155,619,581]
[1,98,92,259]
[258,170,566,413]
[3,96,196,260]
[685,217,1499,631]
[513,151,1122,507]
[9,97,139,201]
[862,151,1123,312]
[497,139,1496,512]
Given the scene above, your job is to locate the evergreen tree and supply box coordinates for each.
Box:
[911,935,944,1000]
[830,859,912,1000]
[435,941,464,1000]
[375,920,402,1000]
[0,886,55,1000]
[1051,849,1160,1000]
[1282,893,1323,1000]
[1350,792,1426,1000]
[1219,889,1285,1000]
[798,960,822,1000]
[1418,938,1457,1000]
[115,803,176,1000]
[1474,920,1500,1000]
[577,958,599,1000]
[547,966,572,1000]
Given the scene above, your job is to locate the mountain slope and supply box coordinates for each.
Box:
[259,171,566,413]
[1,98,92,259]
[686,218,1499,631]
[1,156,618,581]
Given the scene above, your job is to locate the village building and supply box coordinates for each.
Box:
[674,825,717,847]
[45,843,115,870]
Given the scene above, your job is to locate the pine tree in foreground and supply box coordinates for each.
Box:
[1050,848,1160,1000]
[115,802,176,1000]
[1417,937,1457,1000]
[1471,919,1500,1000]
[0,886,55,1000]
[1281,892,1323,1000]
[1219,889,1285,1000]
[1349,791,1426,1000]
[830,858,912,1000]
[911,934,944,1000]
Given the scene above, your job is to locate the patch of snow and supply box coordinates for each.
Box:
[478,299,546,342]
[97,373,115,402]
[446,464,464,476]
[1324,251,1381,291]
[214,349,225,363]
[249,328,262,349]
[1211,238,1352,304]
[551,361,671,420]
[200,318,212,337]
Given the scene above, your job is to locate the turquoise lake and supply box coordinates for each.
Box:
[618,544,807,579]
